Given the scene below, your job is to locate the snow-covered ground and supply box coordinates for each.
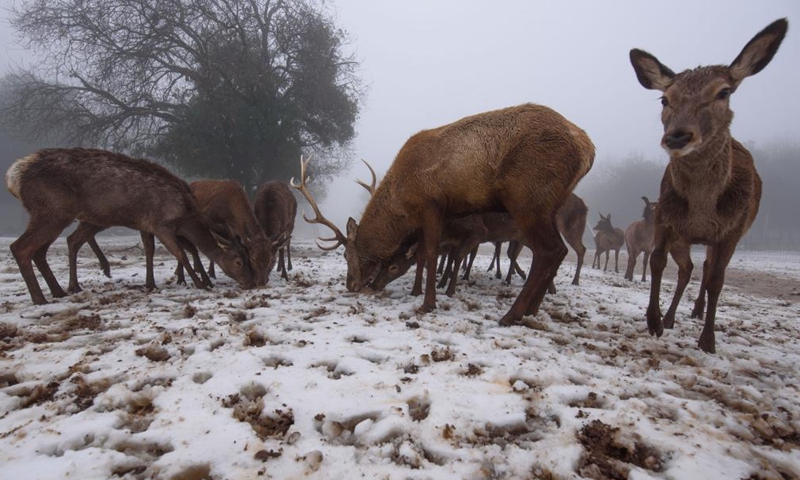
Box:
[0,236,799,480]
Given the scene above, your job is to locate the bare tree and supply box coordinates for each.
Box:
[2,0,362,192]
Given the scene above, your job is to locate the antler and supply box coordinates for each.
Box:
[355,159,377,196]
[290,155,348,251]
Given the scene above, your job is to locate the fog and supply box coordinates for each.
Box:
[1,0,799,239]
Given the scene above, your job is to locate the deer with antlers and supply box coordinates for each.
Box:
[623,196,657,282]
[592,213,625,273]
[292,103,594,325]
[629,18,787,352]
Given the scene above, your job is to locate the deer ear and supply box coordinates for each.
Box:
[729,18,788,85]
[346,217,358,241]
[630,48,675,92]
[642,196,650,204]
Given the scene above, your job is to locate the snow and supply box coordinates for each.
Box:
[0,236,799,480]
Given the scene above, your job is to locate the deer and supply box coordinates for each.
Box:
[623,197,657,282]
[629,18,787,353]
[292,103,595,326]
[592,213,625,273]
[253,181,298,280]
[67,179,275,291]
[174,179,275,287]
[5,148,256,304]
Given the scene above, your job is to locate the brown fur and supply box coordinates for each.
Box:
[592,213,625,273]
[253,181,297,280]
[624,197,657,282]
[296,104,595,325]
[630,18,787,352]
[6,148,255,304]
[177,180,273,287]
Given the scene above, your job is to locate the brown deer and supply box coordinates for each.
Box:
[5,148,256,304]
[175,179,274,287]
[630,18,787,353]
[624,197,657,282]
[592,213,625,273]
[68,179,274,291]
[292,103,595,325]
[253,181,298,280]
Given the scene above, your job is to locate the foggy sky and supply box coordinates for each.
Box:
[1,0,798,233]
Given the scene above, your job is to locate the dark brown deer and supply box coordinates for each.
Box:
[624,197,657,282]
[253,181,297,280]
[175,179,274,287]
[68,179,274,291]
[592,213,625,273]
[5,148,256,304]
[630,18,787,352]
[292,103,595,325]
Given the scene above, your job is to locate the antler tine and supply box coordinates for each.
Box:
[290,155,348,250]
[354,159,377,196]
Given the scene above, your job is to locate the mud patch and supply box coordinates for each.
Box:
[222,384,294,440]
[577,419,663,479]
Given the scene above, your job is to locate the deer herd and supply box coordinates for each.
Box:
[3,20,788,354]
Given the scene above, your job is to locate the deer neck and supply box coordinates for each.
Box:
[358,194,415,262]
[668,133,733,199]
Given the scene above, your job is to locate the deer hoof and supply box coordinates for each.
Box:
[417,303,435,314]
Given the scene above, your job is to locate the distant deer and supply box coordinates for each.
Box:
[592,213,625,273]
[253,181,298,280]
[630,18,787,352]
[624,197,657,282]
[5,148,256,304]
[292,103,594,325]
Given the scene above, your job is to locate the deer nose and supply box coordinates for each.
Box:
[663,130,694,150]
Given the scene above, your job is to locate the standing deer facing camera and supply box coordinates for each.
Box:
[629,18,788,353]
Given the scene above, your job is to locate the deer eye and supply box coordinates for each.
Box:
[660,96,669,107]
[716,88,731,100]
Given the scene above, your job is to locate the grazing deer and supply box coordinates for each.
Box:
[592,213,625,273]
[293,104,594,325]
[624,197,657,282]
[175,179,274,287]
[630,18,787,353]
[5,148,256,304]
[253,181,298,280]
[68,180,274,291]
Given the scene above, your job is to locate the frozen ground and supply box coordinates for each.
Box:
[0,236,799,480]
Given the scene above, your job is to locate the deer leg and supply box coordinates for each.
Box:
[691,252,710,319]
[645,231,673,338]
[663,243,693,329]
[603,249,610,272]
[614,249,620,273]
[445,248,468,297]
[286,239,293,271]
[141,232,157,292]
[418,211,443,314]
[437,249,454,289]
[499,216,566,325]
[462,246,478,281]
[67,222,107,294]
[641,249,651,282]
[159,233,207,290]
[182,240,212,288]
[11,216,72,304]
[624,246,637,281]
[32,241,67,299]
[698,241,737,354]
[437,251,447,275]
[509,241,527,280]
[411,240,425,296]
[565,231,585,286]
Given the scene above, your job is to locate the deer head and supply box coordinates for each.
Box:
[291,156,383,292]
[630,19,788,159]
[593,212,612,232]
